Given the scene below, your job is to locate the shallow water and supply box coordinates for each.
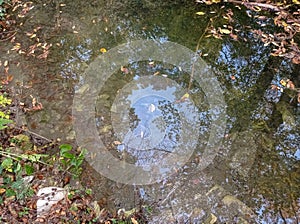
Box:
[4,0,300,223]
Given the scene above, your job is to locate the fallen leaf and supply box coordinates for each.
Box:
[121,66,129,74]
[0,188,6,194]
[196,12,205,16]
[148,61,155,66]
[219,28,231,34]
[176,93,190,103]
[100,48,107,53]
[113,141,122,145]
[286,80,295,89]
[131,217,139,224]
[280,79,287,86]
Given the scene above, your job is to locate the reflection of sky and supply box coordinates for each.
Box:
[217,42,268,91]
[60,39,93,80]
[275,124,300,160]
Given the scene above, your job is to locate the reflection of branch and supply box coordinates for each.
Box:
[188,21,211,92]
[188,11,222,91]
[279,209,288,224]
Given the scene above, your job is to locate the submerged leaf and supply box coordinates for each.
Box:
[196,11,205,16]
[100,48,107,53]
[219,28,231,34]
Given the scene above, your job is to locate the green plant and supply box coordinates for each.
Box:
[0,118,12,130]
[0,90,13,129]
[59,144,87,179]
[0,0,6,20]
[18,207,30,217]
[0,148,48,201]
[0,0,8,20]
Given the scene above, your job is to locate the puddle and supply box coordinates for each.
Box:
[3,0,299,223]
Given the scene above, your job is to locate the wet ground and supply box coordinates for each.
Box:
[1,0,299,223]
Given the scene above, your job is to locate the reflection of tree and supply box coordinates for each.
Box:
[197,4,299,220]
[128,108,140,131]
[157,100,181,143]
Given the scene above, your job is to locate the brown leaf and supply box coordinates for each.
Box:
[286,81,295,90]
[131,217,139,224]
[0,188,6,194]
[120,66,129,74]
[113,141,122,145]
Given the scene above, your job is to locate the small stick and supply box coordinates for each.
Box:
[15,127,53,142]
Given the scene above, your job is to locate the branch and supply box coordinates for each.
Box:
[225,0,286,12]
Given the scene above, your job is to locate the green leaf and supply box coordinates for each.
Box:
[1,158,13,172]
[14,162,22,173]
[62,152,74,159]
[0,118,13,130]
[24,164,34,175]
[5,189,16,197]
[59,144,72,153]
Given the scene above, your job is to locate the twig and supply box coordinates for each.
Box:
[0,150,50,166]
[226,0,285,12]
[0,31,17,42]
[15,127,53,142]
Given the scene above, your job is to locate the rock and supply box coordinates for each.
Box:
[229,131,257,177]
[36,187,67,217]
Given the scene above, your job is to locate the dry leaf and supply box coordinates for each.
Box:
[131,217,139,224]
[100,48,107,53]
[219,28,231,34]
[280,79,287,86]
[0,188,6,194]
[196,12,205,16]
[113,141,122,145]
[121,66,129,74]
[148,61,155,66]
[286,80,295,90]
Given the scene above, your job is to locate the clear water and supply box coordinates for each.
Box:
[4,0,299,223]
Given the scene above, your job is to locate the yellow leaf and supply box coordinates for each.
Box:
[292,0,300,4]
[182,93,189,99]
[100,48,107,53]
[219,29,231,34]
[0,188,6,194]
[280,79,287,86]
[212,0,221,2]
[196,12,205,16]
[179,93,190,102]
